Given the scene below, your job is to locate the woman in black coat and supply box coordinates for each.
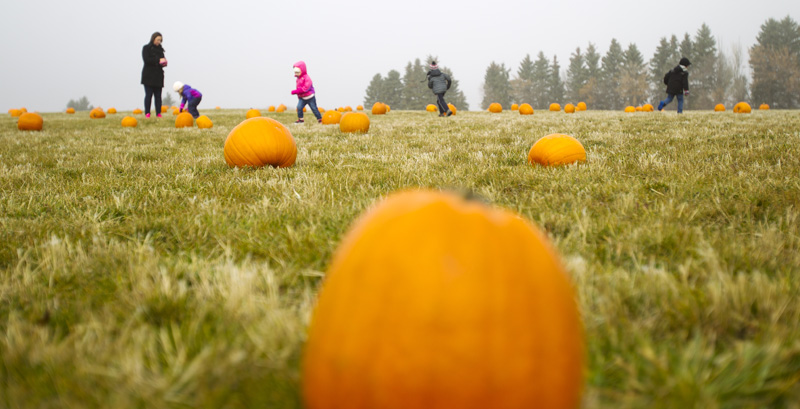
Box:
[141,32,167,118]
[657,57,691,113]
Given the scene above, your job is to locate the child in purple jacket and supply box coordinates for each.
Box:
[291,61,322,124]
[173,81,203,118]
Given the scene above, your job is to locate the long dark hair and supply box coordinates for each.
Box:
[149,32,163,46]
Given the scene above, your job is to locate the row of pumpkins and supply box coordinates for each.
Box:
[480,102,589,115]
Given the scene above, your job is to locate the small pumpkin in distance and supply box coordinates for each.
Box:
[519,103,534,115]
[576,101,587,111]
[371,102,387,115]
[215,106,221,110]
[20,108,27,113]
[133,108,143,114]
[564,103,576,113]
[277,104,287,113]
[488,103,502,113]
[9,109,23,117]
[339,112,370,133]
[107,107,117,114]
[120,116,137,127]
[356,105,364,111]
[635,106,643,112]
[223,117,296,168]
[268,106,276,112]
[426,104,437,112]
[196,115,213,129]
[714,104,725,112]
[528,133,587,167]
[172,108,180,115]
[511,103,519,111]
[90,108,106,118]
[624,106,636,113]
[17,112,43,131]
[321,110,342,125]
[175,112,194,128]
[447,103,457,115]
[161,106,168,113]
[549,103,561,112]
[733,102,751,114]
[643,104,654,112]
[66,107,76,114]
[759,103,770,110]
[246,108,261,119]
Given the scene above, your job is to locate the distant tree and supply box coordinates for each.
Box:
[579,43,602,107]
[711,45,734,107]
[680,33,694,62]
[750,16,800,108]
[728,42,750,105]
[620,43,648,106]
[401,58,428,110]
[690,23,719,109]
[363,73,384,107]
[163,92,176,107]
[66,96,93,111]
[566,47,587,103]
[380,70,404,108]
[481,61,511,109]
[599,39,625,109]
[530,52,551,108]
[548,55,565,104]
[439,66,469,111]
[511,53,536,105]
[649,35,681,102]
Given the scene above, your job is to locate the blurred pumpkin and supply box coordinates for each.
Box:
[714,104,726,112]
[121,116,137,128]
[303,189,584,409]
[357,105,364,111]
[519,103,534,115]
[447,103,457,115]
[564,103,576,113]
[733,102,751,114]
[268,106,276,112]
[511,103,519,111]
[344,106,353,112]
[20,108,27,113]
[175,112,194,128]
[339,112,370,133]
[66,107,76,114]
[386,105,391,112]
[196,115,213,129]
[215,106,221,110]
[321,110,342,125]
[223,117,296,168]
[426,104,437,112]
[277,104,287,113]
[576,101,587,111]
[643,104,654,112]
[246,108,261,119]
[371,102,387,115]
[160,106,167,113]
[172,108,180,115]
[759,103,770,110]
[635,106,643,112]
[549,103,561,112]
[133,108,143,114]
[17,112,43,131]
[624,106,636,113]
[528,133,587,167]
[488,103,502,113]
[337,107,345,113]
[90,108,106,119]
[107,107,117,114]
[9,109,23,117]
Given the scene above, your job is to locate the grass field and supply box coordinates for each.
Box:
[1,108,799,408]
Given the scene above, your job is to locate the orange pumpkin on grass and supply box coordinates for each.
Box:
[488,103,502,113]
[223,117,296,168]
[519,103,534,115]
[175,112,193,128]
[528,133,587,167]
[17,112,43,131]
[121,116,137,127]
[339,112,370,133]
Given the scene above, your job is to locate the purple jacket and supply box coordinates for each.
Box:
[179,84,202,109]
[291,61,315,99]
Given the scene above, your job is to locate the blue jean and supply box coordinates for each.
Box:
[297,96,322,120]
[436,93,449,114]
[660,93,684,113]
[143,85,162,115]
[185,96,202,118]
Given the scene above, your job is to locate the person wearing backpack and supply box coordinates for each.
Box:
[427,61,453,117]
[658,57,691,113]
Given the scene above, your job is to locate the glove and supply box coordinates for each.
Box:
[291,89,298,95]
[179,104,184,112]
[684,90,690,96]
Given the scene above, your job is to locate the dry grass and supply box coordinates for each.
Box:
[1,108,799,408]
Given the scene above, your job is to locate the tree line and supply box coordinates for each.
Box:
[482,16,799,110]
[363,56,469,110]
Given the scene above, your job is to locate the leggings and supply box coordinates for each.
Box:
[144,85,162,114]
[436,93,449,114]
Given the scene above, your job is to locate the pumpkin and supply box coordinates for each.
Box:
[268,106,276,112]
[357,105,364,111]
[17,112,43,131]
[339,112,370,133]
[337,107,345,113]
[624,106,636,113]
[120,116,137,127]
[371,102,387,115]
[643,104,654,112]
[20,108,27,113]
[172,108,180,115]
[714,104,726,112]
[549,103,561,112]
[447,103,457,115]
[321,110,342,125]
[223,117,296,168]
[175,112,194,128]
[344,106,353,112]
[426,104,437,112]
[133,108,143,114]
[302,189,583,409]
[319,107,326,113]
[161,106,168,113]
[107,107,117,114]
[564,103,576,113]
[519,103,534,115]
[66,107,76,114]
[488,103,502,113]
[576,101,587,111]
[90,108,106,119]
[246,108,261,119]
[9,109,23,117]
[216,106,221,110]
[303,107,307,113]
[528,133,587,167]
[277,104,287,113]
[386,105,391,112]
[196,115,213,129]
[733,102,751,114]
[635,106,643,112]
[759,103,770,110]
[511,103,519,111]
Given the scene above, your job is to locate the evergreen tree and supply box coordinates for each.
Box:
[530,52,551,108]
[566,47,587,102]
[511,53,536,105]
[481,61,512,109]
[691,23,719,109]
[649,35,680,102]
[380,70,404,108]
[728,42,750,105]
[680,33,694,62]
[599,39,625,109]
[363,73,384,107]
[401,58,429,110]
[711,47,734,106]
[439,66,469,110]
[579,43,602,107]
[750,16,800,108]
[548,55,565,104]
[163,92,175,107]
[66,96,93,111]
[620,43,648,106]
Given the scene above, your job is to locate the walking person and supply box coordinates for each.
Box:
[141,32,167,118]
[173,81,203,118]
[291,61,322,124]
[427,61,452,117]
[658,57,691,113]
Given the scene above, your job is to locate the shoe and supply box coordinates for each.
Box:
[317,118,323,124]
[156,114,162,118]
[145,113,151,118]
[438,113,445,117]
[446,110,453,117]
[294,119,304,124]
[657,102,664,111]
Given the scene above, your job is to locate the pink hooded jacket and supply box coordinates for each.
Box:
[291,61,315,99]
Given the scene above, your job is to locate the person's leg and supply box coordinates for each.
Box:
[188,96,201,118]
[154,88,163,117]
[439,93,452,116]
[677,94,684,113]
[436,93,447,115]
[658,94,674,111]
[144,85,153,116]
[296,99,307,121]
[307,96,322,120]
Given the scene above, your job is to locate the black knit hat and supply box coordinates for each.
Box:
[679,57,691,66]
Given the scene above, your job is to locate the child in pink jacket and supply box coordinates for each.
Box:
[291,61,322,124]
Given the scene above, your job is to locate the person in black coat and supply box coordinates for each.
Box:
[141,32,167,118]
[427,61,453,117]
[657,57,691,113]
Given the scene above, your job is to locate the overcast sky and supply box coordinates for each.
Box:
[1,0,798,113]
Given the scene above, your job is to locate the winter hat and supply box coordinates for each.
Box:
[429,61,438,69]
[679,57,691,67]
[173,81,184,92]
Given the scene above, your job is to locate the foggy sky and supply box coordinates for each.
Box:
[1,0,798,113]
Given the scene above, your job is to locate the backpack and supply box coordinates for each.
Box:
[663,71,671,85]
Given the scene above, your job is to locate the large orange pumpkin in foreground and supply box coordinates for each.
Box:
[121,116,137,128]
[339,112,370,133]
[714,104,726,112]
[488,103,502,113]
[564,103,576,113]
[519,103,534,115]
[371,102,387,115]
[733,102,751,114]
[549,103,561,112]
[426,104,437,112]
[17,112,43,131]
[175,112,194,128]
[303,189,584,409]
[90,108,105,119]
[321,110,342,125]
[66,107,76,114]
[196,115,213,129]
[224,117,296,168]
[528,133,587,167]
[447,103,457,115]
[246,108,261,119]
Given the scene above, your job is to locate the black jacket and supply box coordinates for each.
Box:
[427,69,452,94]
[141,43,165,87]
[664,65,689,95]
